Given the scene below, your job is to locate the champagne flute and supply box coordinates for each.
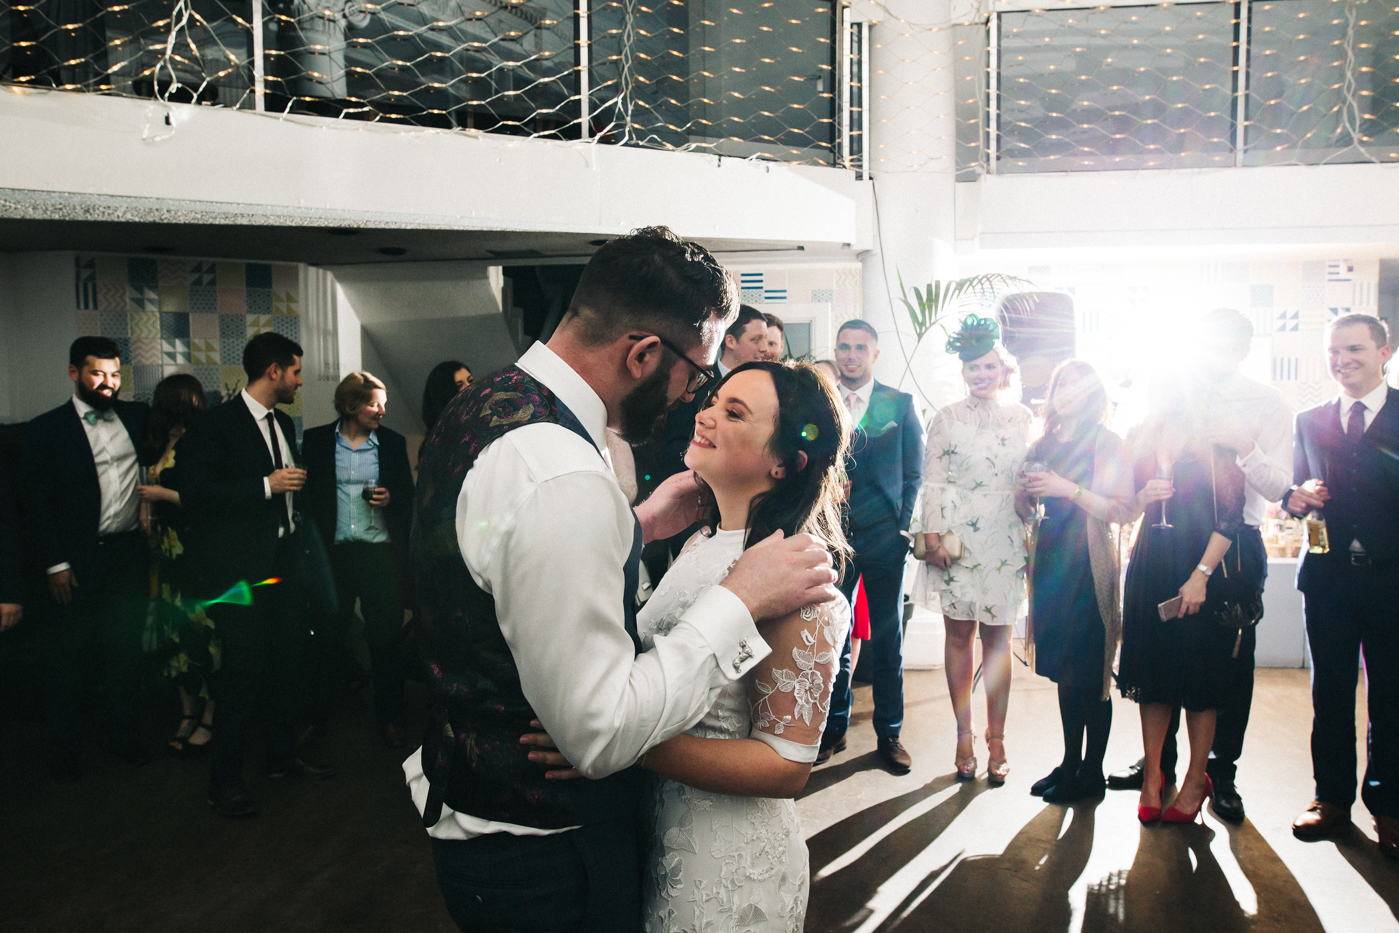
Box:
[1025,460,1048,522]
[1153,456,1174,530]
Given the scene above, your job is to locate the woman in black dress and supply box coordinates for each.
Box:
[1119,384,1247,823]
[1019,361,1135,803]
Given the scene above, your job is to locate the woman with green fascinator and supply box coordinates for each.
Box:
[912,316,1032,784]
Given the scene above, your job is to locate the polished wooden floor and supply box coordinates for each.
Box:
[0,660,1393,932]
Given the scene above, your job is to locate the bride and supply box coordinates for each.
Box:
[532,360,852,932]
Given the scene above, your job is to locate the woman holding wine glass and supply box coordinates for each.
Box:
[1016,361,1135,802]
[914,316,1032,783]
[301,371,416,748]
[1118,378,1248,824]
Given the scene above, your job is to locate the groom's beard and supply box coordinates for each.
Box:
[77,381,118,411]
[617,365,673,444]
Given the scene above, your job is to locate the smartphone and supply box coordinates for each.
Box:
[1157,596,1183,621]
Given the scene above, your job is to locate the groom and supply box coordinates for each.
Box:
[409,227,840,932]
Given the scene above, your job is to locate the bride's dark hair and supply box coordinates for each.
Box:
[697,361,853,575]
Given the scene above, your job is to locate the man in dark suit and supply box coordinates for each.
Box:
[1285,313,1399,858]
[819,319,925,773]
[24,336,150,779]
[301,371,414,748]
[180,332,332,818]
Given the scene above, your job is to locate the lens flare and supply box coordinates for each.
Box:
[801,424,820,442]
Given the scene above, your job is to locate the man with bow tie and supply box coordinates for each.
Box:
[24,336,151,781]
[818,319,926,773]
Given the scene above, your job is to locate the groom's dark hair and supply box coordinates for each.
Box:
[564,226,738,351]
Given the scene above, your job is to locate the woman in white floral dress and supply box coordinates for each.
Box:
[913,316,1032,785]
[535,361,852,933]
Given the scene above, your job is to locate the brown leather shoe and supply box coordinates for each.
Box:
[877,737,913,775]
[1376,816,1399,860]
[814,735,846,765]
[1292,800,1349,840]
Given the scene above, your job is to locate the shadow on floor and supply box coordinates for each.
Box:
[806,785,1330,933]
[1335,822,1399,922]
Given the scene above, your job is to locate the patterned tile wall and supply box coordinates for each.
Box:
[75,255,304,435]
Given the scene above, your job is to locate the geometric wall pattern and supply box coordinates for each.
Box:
[75,255,303,435]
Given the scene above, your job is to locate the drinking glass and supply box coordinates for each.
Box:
[1024,460,1048,522]
[1153,458,1174,530]
[362,479,380,533]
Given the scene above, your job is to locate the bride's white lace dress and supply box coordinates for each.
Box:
[638,527,849,933]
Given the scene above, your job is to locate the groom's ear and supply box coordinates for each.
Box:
[624,334,663,381]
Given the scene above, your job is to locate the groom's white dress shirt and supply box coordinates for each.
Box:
[406,341,771,840]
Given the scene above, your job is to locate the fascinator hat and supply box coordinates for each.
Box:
[945,314,1002,362]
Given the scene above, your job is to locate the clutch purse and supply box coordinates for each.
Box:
[913,531,963,562]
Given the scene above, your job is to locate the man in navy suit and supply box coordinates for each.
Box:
[1285,313,1399,859]
[24,336,150,779]
[819,319,925,773]
[180,332,332,817]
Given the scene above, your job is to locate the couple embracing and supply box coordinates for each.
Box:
[406,227,854,932]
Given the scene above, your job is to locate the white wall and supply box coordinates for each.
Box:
[0,252,80,423]
[959,163,1399,252]
[0,90,861,249]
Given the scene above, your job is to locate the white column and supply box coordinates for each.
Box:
[852,0,959,410]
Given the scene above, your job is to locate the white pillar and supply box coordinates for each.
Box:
[852,0,959,411]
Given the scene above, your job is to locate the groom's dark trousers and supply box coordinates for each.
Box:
[430,817,641,932]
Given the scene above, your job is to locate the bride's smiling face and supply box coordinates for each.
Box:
[685,369,784,492]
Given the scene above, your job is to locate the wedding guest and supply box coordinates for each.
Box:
[421,361,472,436]
[181,333,332,818]
[406,226,838,932]
[0,457,22,633]
[1107,309,1292,823]
[1119,377,1250,825]
[136,373,216,757]
[915,316,1030,783]
[1017,361,1133,802]
[302,371,414,748]
[762,313,786,361]
[1286,313,1399,858]
[819,319,925,774]
[24,336,150,780]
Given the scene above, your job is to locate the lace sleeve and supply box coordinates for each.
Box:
[747,597,849,763]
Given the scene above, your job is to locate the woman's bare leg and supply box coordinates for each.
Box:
[980,622,1014,764]
[1139,703,1173,810]
[945,618,977,761]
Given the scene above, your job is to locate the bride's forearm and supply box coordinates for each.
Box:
[641,734,811,798]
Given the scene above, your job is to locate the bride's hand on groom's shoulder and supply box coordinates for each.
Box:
[721,530,840,623]
[520,720,583,780]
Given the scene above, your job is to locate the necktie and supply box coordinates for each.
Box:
[1346,401,1367,440]
[845,391,860,422]
[82,409,115,425]
[266,412,291,531]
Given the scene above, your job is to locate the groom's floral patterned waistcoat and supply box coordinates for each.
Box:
[410,366,644,829]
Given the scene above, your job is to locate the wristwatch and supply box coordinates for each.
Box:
[1196,563,1213,577]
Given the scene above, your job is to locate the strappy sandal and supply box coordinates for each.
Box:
[986,731,1009,786]
[955,729,977,781]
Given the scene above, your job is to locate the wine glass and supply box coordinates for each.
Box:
[362,477,380,533]
[1024,460,1048,521]
[1153,456,1174,530]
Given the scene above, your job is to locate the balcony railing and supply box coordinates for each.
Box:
[1,0,858,167]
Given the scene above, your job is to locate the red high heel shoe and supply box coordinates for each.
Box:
[1163,775,1212,824]
[1138,774,1166,824]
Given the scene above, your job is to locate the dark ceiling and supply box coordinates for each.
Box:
[0,218,812,266]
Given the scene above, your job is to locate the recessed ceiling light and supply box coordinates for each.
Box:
[588,239,609,246]
[378,247,408,256]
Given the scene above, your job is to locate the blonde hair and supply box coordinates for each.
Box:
[333,371,386,417]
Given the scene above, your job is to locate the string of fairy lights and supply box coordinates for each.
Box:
[0,1,1394,169]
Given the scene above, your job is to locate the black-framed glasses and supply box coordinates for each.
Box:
[629,334,712,394]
